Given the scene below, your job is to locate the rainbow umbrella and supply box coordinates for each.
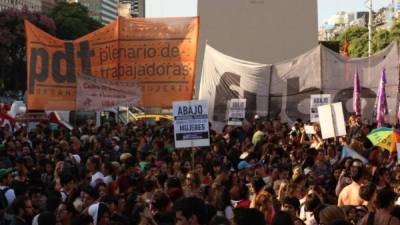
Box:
[367,127,400,152]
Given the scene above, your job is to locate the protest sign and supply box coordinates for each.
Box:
[25,17,199,110]
[201,43,400,125]
[310,94,331,122]
[173,100,210,148]
[304,125,316,134]
[227,99,246,126]
[76,75,142,111]
[318,102,346,139]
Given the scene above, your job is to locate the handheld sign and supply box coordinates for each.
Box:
[304,125,316,135]
[317,102,346,139]
[173,100,210,148]
[310,94,331,122]
[227,99,246,126]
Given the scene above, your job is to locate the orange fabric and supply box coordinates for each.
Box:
[25,17,199,110]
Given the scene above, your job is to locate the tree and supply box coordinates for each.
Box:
[0,7,56,91]
[372,29,391,52]
[390,20,400,42]
[348,33,369,57]
[337,26,368,47]
[49,2,102,40]
[337,25,395,57]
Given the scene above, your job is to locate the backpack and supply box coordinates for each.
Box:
[0,188,10,210]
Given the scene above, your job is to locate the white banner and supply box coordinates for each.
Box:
[173,100,210,148]
[199,44,270,131]
[310,94,331,122]
[227,99,246,126]
[318,102,347,139]
[76,75,142,111]
[199,43,399,126]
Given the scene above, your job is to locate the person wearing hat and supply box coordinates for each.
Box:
[237,161,252,171]
[0,168,16,208]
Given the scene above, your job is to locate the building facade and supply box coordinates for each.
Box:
[79,0,117,24]
[0,0,41,12]
[119,0,145,17]
[41,0,57,13]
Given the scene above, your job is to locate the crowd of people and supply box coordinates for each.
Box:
[0,114,399,225]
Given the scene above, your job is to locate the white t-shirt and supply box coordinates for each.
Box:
[0,186,15,206]
[103,175,113,185]
[224,206,234,220]
[90,172,105,188]
[32,213,39,225]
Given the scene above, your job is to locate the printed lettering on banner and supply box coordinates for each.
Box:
[173,100,210,148]
[25,17,199,110]
[227,99,246,126]
[310,94,331,122]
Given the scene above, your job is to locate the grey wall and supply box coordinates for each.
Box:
[196,0,318,96]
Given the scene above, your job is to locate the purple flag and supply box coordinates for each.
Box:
[353,69,361,115]
[376,68,388,127]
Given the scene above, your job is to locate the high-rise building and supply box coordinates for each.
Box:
[119,0,144,17]
[118,1,131,17]
[41,0,57,13]
[0,0,42,12]
[78,0,118,24]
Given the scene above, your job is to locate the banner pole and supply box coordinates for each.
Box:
[191,140,195,170]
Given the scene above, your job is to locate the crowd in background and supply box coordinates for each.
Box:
[0,114,399,225]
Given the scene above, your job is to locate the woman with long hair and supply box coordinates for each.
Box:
[254,190,275,224]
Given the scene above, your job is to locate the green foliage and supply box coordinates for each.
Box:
[49,2,102,40]
[349,33,369,57]
[337,26,368,47]
[336,23,400,57]
[0,7,56,90]
[390,20,400,42]
[372,29,391,52]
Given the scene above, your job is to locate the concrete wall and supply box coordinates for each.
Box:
[196,0,318,95]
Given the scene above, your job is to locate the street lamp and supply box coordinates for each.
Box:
[366,0,373,56]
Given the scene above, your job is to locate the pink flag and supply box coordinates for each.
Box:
[376,69,388,127]
[352,69,361,115]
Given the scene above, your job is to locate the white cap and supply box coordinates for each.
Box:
[254,114,260,120]
[72,154,81,164]
[240,152,249,160]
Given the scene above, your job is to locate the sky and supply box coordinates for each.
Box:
[318,0,392,25]
[146,0,392,27]
[145,0,197,18]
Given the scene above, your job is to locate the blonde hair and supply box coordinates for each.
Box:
[277,180,289,202]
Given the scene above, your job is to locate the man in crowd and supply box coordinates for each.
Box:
[338,166,366,206]
[0,113,397,225]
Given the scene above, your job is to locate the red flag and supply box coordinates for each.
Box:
[342,39,349,57]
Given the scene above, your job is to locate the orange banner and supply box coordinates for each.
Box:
[25,17,199,110]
